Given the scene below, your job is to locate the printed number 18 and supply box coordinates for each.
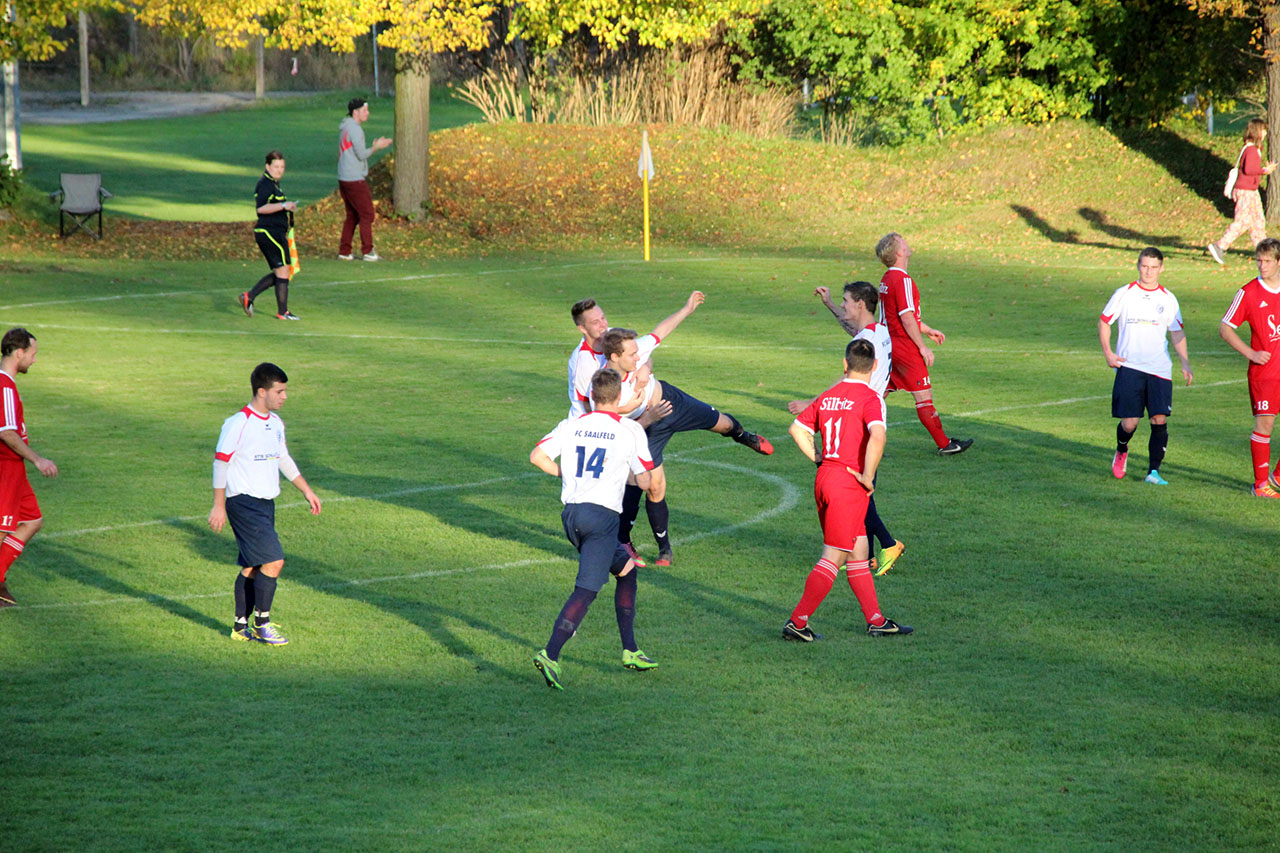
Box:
[575,445,606,478]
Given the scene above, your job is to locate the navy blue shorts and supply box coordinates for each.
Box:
[645,380,722,465]
[561,503,632,592]
[1111,366,1172,419]
[226,494,285,568]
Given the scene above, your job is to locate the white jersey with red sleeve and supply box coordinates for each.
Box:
[793,378,886,474]
[213,407,296,500]
[0,370,28,463]
[854,322,893,397]
[1222,278,1280,381]
[567,337,606,418]
[878,267,920,353]
[1100,282,1183,380]
[535,411,655,512]
[618,333,662,419]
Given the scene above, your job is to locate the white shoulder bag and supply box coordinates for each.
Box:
[1225,144,1249,199]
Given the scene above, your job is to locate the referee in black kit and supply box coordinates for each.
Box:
[239,150,300,321]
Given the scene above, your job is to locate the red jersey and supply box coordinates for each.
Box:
[794,379,886,473]
[0,370,27,463]
[879,267,921,357]
[1222,278,1280,380]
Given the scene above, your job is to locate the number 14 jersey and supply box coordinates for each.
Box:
[536,410,655,512]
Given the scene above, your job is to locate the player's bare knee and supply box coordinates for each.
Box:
[260,560,284,577]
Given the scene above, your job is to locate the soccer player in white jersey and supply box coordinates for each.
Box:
[530,368,656,690]
[789,282,905,576]
[566,293,701,419]
[598,323,774,568]
[1099,247,1193,485]
[209,363,322,645]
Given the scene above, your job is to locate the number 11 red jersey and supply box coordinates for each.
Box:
[793,379,886,473]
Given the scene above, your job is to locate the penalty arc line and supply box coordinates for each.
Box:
[18,458,798,611]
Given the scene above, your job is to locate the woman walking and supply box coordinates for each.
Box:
[1210,119,1277,264]
[239,151,300,320]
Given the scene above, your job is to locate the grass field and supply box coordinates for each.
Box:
[0,239,1276,849]
[20,90,483,221]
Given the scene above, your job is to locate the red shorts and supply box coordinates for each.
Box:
[1248,374,1280,416]
[814,464,870,551]
[888,345,931,393]
[0,461,41,532]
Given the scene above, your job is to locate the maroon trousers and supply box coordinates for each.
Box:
[338,179,376,255]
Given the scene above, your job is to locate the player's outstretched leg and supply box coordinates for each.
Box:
[716,413,773,455]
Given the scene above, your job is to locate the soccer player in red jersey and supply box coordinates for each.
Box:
[0,328,59,607]
[1220,237,1280,497]
[875,232,973,456]
[783,338,912,641]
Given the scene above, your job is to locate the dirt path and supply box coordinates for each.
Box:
[20,90,324,125]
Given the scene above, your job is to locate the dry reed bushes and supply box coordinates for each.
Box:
[454,44,797,137]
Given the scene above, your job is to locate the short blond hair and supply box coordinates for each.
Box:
[875,233,903,267]
[1256,237,1280,261]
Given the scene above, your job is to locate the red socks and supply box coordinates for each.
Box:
[1251,431,1271,486]
[915,401,949,449]
[0,535,24,582]
[790,558,838,628]
[845,559,885,627]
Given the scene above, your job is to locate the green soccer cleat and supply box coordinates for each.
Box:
[534,649,563,690]
[622,649,659,670]
[230,624,258,642]
[252,621,289,645]
[874,540,906,577]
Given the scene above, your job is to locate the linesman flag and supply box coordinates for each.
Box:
[287,227,301,277]
[638,130,655,261]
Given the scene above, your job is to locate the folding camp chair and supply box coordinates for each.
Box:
[50,173,113,239]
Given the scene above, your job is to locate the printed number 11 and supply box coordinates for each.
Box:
[575,446,606,478]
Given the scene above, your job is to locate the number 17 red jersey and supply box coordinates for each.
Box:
[793,378,886,473]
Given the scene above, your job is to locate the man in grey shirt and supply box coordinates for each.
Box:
[337,97,392,261]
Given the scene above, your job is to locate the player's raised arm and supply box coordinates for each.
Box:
[650,291,706,340]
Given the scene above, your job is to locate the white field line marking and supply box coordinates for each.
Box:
[881,377,1244,428]
[0,256,722,312]
[0,316,1248,360]
[20,457,796,611]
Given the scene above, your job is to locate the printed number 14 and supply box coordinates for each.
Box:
[575,445,606,478]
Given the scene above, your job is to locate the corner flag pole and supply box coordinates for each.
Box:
[638,130,654,261]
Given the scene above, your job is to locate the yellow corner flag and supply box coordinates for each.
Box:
[287,226,301,277]
[638,130,655,261]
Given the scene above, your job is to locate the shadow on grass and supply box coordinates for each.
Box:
[1010,204,1204,255]
[1114,127,1233,211]
[34,539,227,635]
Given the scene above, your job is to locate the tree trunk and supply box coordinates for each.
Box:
[393,51,431,218]
[2,59,21,170]
[78,10,89,108]
[254,35,265,99]
[1267,4,1280,223]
